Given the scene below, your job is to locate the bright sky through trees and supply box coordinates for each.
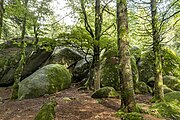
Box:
[51,0,74,25]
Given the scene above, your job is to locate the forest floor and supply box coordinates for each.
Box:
[0,86,163,120]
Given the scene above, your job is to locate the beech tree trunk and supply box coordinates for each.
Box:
[0,0,4,39]
[94,0,101,90]
[11,0,29,99]
[150,0,164,101]
[80,0,102,90]
[116,0,136,112]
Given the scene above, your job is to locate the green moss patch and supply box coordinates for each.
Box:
[116,111,144,120]
[34,100,57,120]
[135,82,152,94]
[47,64,71,93]
[91,87,119,98]
[149,101,180,120]
[164,91,180,102]
[163,76,180,91]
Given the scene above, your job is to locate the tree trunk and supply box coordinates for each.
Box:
[94,0,101,90]
[0,0,4,39]
[80,0,102,90]
[150,0,164,102]
[11,0,29,99]
[116,0,136,112]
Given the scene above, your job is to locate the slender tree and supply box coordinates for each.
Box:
[0,0,4,39]
[93,0,101,90]
[116,0,136,112]
[150,0,164,101]
[11,0,29,99]
[79,0,102,90]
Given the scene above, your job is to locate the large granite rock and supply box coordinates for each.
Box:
[45,47,84,69]
[0,44,52,86]
[18,64,71,99]
[72,57,92,82]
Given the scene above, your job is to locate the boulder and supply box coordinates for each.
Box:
[18,64,71,99]
[0,45,52,86]
[135,82,152,94]
[46,47,84,69]
[0,44,31,86]
[21,48,52,80]
[163,76,180,91]
[72,57,92,82]
[91,87,119,98]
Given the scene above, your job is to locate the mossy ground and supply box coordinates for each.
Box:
[34,100,57,120]
[116,111,144,120]
[164,91,180,102]
[149,100,180,120]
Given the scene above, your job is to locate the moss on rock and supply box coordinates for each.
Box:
[91,87,119,98]
[18,64,71,99]
[34,100,57,120]
[135,82,152,94]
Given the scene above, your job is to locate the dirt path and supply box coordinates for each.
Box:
[0,86,120,120]
[0,86,163,120]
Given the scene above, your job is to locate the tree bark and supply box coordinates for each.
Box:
[116,0,136,112]
[11,0,29,99]
[80,0,102,90]
[0,0,4,39]
[94,0,101,90]
[150,0,164,102]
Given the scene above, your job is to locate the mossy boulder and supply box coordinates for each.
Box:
[163,85,173,94]
[91,87,119,98]
[18,64,71,99]
[164,91,180,102]
[163,76,180,91]
[34,100,57,120]
[21,48,52,80]
[0,43,34,86]
[135,82,152,94]
[46,47,84,68]
[116,111,144,120]
[149,100,180,120]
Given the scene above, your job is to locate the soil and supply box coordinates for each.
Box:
[0,86,163,120]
